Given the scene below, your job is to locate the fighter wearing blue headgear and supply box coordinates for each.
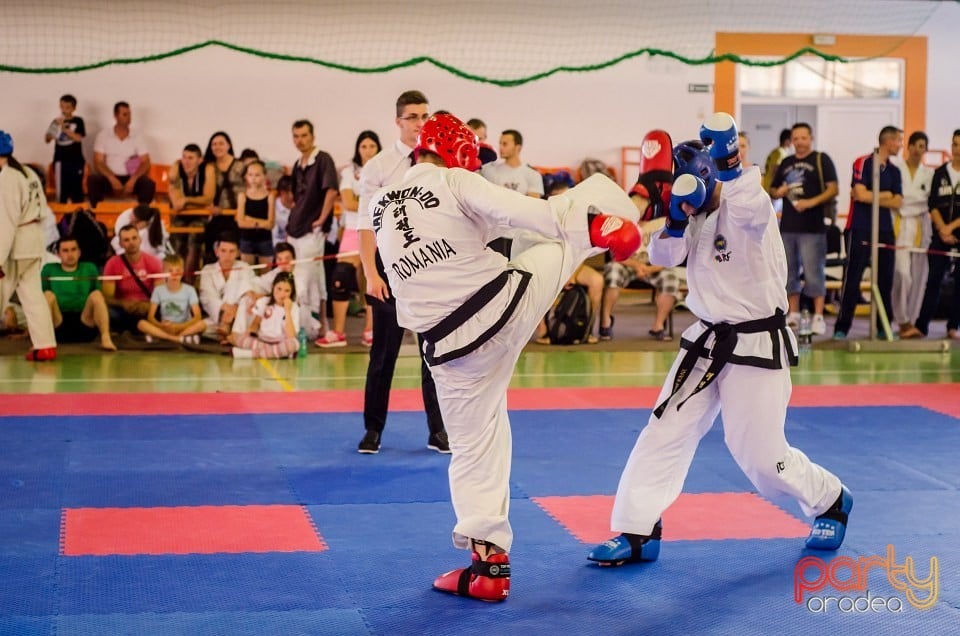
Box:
[588,113,852,568]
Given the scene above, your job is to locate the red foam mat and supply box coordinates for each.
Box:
[4,384,957,417]
[61,504,326,556]
[533,493,810,544]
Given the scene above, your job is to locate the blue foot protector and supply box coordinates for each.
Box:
[806,485,853,550]
[587,520,662,566]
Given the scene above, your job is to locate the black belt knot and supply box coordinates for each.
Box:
[653,310,788,419]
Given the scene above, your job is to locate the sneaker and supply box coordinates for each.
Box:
[598,315,614,341]
[427,430,452,454]
[361,329,373,347]
[832,331,847,341]
[787,312,801,328]
[811,314,826,335]
[231,347,254,359]
[358,430,381,454]
[315,330,347,348]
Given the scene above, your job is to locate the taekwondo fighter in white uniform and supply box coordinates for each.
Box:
[369,114,641,602]
[588,114,852,568]
[0,130,58,361]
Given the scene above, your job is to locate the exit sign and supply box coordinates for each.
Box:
[688,83,712,93]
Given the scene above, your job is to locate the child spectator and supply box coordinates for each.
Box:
[235,160,275,266]
[227,271,300,358]
[136,254,205,344]
[44,94,86,204]
[272,175,294,245]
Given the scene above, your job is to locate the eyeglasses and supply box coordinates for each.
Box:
[399,114,431,123]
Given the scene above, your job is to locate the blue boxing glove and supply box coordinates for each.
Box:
[665,174,706,237]
[699,112,741,181]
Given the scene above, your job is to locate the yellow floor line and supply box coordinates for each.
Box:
[258,358,295,392]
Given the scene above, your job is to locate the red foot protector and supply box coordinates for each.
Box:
[433,552,510,602]
[61,504,326,556]
[534,492,809,544]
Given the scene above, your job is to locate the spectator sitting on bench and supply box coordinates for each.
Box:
[110,188,169,260]
[598,199,684,342]
[87,101,155,207]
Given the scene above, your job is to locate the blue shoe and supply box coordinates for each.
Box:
[587,521,661,566]
[806,486,853,550]
[832,331,847,341]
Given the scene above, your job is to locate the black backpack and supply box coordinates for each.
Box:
[546,284,591,344]
[57,208,110,269]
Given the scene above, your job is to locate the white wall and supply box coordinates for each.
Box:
[1,0,957,178]
[0,48,712,178]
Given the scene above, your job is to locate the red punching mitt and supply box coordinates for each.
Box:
[633,129,674,221]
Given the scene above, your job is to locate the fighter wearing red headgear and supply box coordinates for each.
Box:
[368,113,641,601]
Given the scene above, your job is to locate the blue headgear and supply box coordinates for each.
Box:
[673,140,716,209]
[0,130,13,156]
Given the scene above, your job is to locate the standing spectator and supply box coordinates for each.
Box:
[480,130,544,198]
[44,94,86,204]
[769,123,838,335]
[0,130,57,360]
[102,225,164,334]
[738,131,753,168]
[136,254,205,345]
[287,119,336,327]
[317,130,380,347]
[762,128,793,193]
[466,118,498,165]
[481,129,543,258]
[833,126,904,340]
[356,89,448,454]
[42,236,115,350]
[87,102,154,207]
[197,232,255,340]
[235,160,276,267]
[892,132,935,339]
[915,129,960,340]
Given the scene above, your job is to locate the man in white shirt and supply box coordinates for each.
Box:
[480,129,544,198]
[196,233,255,339]
[87,101,155,208]
[355,90,448,455]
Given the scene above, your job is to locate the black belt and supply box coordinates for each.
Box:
[653,309,794,419]
[422,268,532,366]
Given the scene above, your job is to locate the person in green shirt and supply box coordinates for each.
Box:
[41,236,116,350]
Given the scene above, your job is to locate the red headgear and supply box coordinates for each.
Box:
[414,114,481,172]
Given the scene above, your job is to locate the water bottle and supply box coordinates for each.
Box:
[297,327,308,359]
[798,309,812,353]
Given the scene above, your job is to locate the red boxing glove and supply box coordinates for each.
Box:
[589,214,642,262]
[633,129,674,221]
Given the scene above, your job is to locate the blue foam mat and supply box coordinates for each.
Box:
[0,404,956,635]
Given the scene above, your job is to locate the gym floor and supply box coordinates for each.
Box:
[1,305,958,635]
